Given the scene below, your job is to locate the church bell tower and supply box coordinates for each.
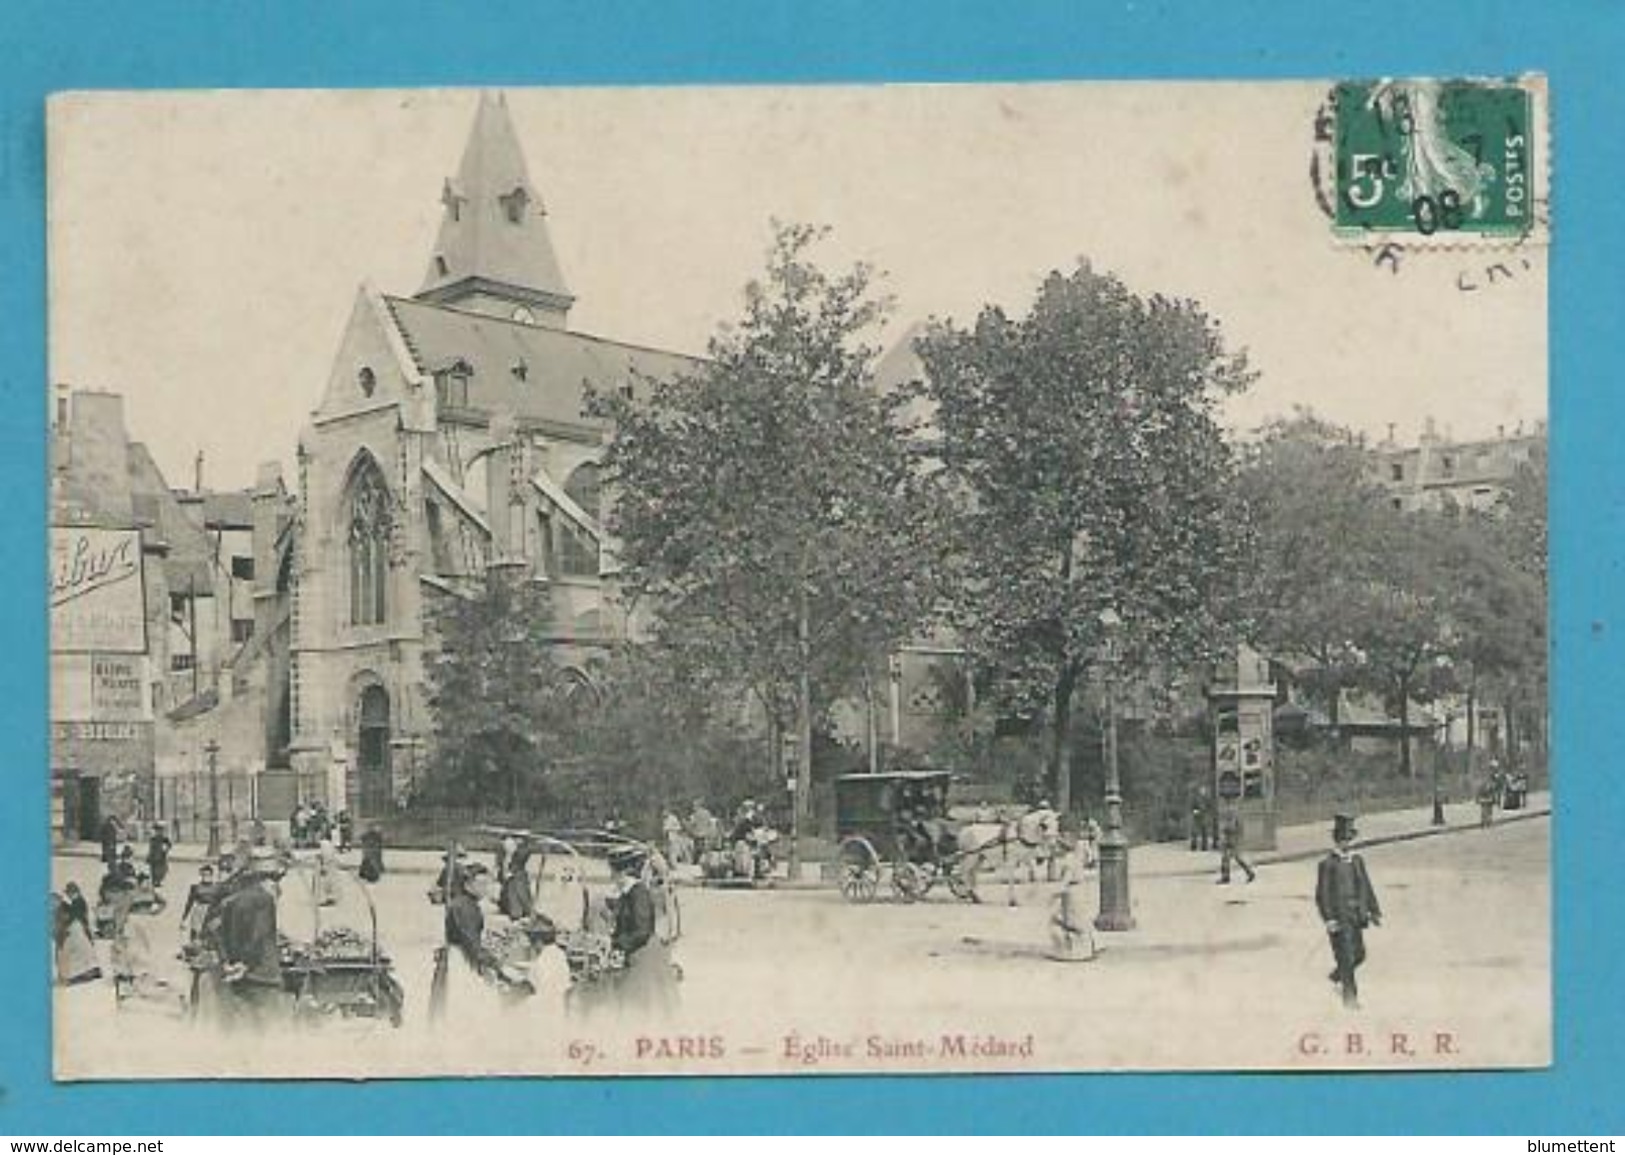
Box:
[416,92,575,328]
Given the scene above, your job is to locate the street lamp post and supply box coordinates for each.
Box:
[1432,654,1453,828]
[204,739,222,859]
[1095,609,1134,931]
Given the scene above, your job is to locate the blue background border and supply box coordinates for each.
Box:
[2,0,1620,1135]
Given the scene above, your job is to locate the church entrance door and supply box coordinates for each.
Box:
[358,685,391,818]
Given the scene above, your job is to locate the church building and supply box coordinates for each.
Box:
[286,93,699,818]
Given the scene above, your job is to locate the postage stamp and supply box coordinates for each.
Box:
[1331,77,1545,242]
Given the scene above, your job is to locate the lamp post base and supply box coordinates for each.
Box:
[205,826,221,860]
[1094,836,1135,931]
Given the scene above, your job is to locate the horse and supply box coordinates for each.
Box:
[953,808,1065,902]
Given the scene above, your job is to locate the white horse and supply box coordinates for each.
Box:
[954,809,1064,902]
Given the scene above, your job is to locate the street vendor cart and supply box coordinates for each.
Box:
[186,854,404,1028]
[278,853,405,1027]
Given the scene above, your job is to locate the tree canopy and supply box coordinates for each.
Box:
[918,262,1254,812]
[587,222,951,829]
[421,575,577,808]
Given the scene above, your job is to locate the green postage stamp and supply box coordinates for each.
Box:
[1333,78,1543,240]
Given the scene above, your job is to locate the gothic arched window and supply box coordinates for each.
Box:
[347,460,392,626]
[558,462,602,579]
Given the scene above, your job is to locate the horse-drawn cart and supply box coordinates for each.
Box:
[835,771,982,904]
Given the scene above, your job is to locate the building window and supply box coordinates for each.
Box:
[558,462,602,579]
[536,510,555,578]
[230,556,255,582]
[1441,454,1455,474]
[1390,462,1404,482]
[434,255,449,278]
[1391,497,1403,510]
[347,460,392,626]
[232,619,254,644]
[433,360,472,409]
[557,521,598,578]
[171,652,195,672]
[358,366,376,397]
[499,185,530,225]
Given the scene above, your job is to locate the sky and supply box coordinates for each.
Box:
[48,83,1548,491]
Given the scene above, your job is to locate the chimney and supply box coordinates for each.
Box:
[194,451,205,493]
[1498,424,1506,439]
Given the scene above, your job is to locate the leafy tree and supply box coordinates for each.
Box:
[421,575,574,808]
[587,223,950,840]
[1433,466,1547,761]
[917,262,1254,813]
[554,643,770,833]
[1341,510,1459,778]
[1236,410,1393,723]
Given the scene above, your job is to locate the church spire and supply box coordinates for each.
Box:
[416,92,574,327]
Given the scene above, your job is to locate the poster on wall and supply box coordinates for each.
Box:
[49,526,147,653]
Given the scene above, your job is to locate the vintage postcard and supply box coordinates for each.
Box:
[47,81,1549,1079]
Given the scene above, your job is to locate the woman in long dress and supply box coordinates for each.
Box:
[603,847,680,1020]
[429,866,501,1028]
[314,837,340,906]
[52,889,102,985]
[499,843,535,921]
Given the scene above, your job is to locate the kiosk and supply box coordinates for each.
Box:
[1208,645,1278,851]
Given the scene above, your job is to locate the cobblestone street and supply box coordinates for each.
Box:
[52,806,1549,1078]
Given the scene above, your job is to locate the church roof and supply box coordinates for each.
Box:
[384,295,702,432]
[417,92,574,309]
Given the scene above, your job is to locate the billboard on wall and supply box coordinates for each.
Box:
[50,526,147,653]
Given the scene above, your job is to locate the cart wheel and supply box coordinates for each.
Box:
[839,862,880,903]
[838,838,881,904]
[893,862,925,903]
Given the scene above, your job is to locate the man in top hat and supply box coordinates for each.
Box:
[1316,813,1382,1009]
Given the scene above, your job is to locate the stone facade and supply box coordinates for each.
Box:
[285,93,699,819]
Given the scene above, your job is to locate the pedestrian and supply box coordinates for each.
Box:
[98,814,122,868]
[1189,784,1212,852]
[524,915,571,1023]
[146,825,172,889]
[1079,814,1102,870]
[315,834,340,906]
[499,839,536,921]
[180,862,219,945]
[359,826,385,883]
[662,810,688,866]
[1046,854,1097,962]
[1216,807,1256,884]
[604,844,679,1017]
[1477,778,1498,829]
[213,847,288,1031]
[1316,813,1382,1009]
[336,810,353,852]
[53,885,101,985]
[429,862,497,1025]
